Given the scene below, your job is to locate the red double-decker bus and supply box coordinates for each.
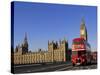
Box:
[71,38,91,66]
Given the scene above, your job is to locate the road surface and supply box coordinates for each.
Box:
[12,62,97,74]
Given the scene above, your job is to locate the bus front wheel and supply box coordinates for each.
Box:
[72,63,75,66]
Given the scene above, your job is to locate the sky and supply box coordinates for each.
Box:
[13,1,97,51]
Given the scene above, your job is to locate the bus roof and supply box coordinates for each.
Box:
[73,38,85,42]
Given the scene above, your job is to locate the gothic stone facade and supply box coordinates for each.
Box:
[12,38,68,64]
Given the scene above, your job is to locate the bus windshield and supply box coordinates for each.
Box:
[73,41,84,45]
[72,50,86,56]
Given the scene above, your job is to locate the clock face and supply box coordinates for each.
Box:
[81,30,84,35]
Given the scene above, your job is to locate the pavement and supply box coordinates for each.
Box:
[12,62,97,74]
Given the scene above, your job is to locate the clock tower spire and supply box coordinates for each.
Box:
[80,18,88,41]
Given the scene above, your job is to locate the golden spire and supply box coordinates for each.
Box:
[81,17,85,25]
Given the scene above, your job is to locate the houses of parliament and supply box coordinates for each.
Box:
[12,18,87,65]
[12,35,69,64]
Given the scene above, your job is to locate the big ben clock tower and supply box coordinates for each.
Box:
[80,18,88,41]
